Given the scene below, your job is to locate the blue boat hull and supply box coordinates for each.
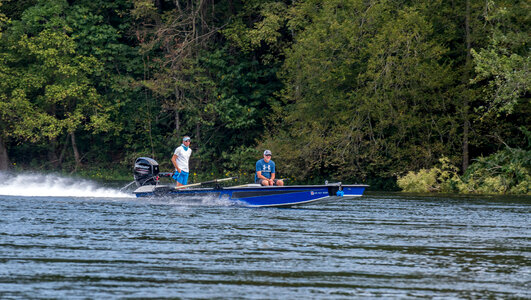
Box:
[133,184,368,207]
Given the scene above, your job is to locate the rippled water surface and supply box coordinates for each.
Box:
[0,190,529,298]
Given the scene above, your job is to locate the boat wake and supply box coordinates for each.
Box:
[0,171,133,198]
[148,194,243,207]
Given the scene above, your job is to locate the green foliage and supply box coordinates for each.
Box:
[0,1,8,38]
[397,168,439,193]
[74,164,131,181]
[0,0,104,141]
[398,151,531,195]
[0,0,142,172]
[185,47,283,174]
[259,0,458,182]
[223,1,289,57]
[220,145,257,174]
[397,157,462,193]
[459,148,530,195]
[471,1,530,115]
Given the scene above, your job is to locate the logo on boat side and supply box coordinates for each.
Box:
[311,191,314,195]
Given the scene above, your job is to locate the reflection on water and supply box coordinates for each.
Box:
[0,192,529,298]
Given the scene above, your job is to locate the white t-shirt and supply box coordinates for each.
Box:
[173,145,192,172]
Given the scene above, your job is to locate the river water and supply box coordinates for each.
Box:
[0,173,529,298]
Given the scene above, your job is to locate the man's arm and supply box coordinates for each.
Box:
[256,170,266,180]
[270,162,276,182]
[172,154,181,173]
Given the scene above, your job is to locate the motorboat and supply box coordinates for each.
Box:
[132,157,368,208]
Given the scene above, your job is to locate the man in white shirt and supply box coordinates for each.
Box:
[171,136,192,187]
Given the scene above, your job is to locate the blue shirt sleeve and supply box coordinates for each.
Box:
[271,161,276,174]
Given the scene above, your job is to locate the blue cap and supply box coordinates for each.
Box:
[183,136,191,142]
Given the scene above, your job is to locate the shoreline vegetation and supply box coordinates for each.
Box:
[398,148,530,195]
[0,1,529,195]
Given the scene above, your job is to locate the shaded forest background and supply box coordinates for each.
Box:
[0,0,529,189]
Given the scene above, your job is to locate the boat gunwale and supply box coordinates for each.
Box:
[136,183,368,193]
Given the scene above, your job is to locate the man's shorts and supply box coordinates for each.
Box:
[255,178,279,186]
[173,170,189,185]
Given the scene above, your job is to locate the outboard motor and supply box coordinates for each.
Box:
[134,157,160,187]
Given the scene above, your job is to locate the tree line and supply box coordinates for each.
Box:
[0,0,528,189]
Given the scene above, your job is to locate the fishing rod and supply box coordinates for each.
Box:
[175,176,238,189]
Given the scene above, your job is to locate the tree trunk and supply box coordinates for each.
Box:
[175,110,180,135]
[462,117,469,171]
[71,132,81,170]
[58,133,70,167]
[0,135,10,170]
[48,138,60,169]
[174,86,180,135]
[195,122,201,170]
[462,0,472,172]
[195,122,200,145]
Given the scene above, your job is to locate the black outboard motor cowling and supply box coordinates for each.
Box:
[134,157,160,187]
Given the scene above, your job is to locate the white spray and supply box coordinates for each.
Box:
[0,172,133,198]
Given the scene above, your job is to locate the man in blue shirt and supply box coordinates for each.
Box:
[255,150,284,186]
